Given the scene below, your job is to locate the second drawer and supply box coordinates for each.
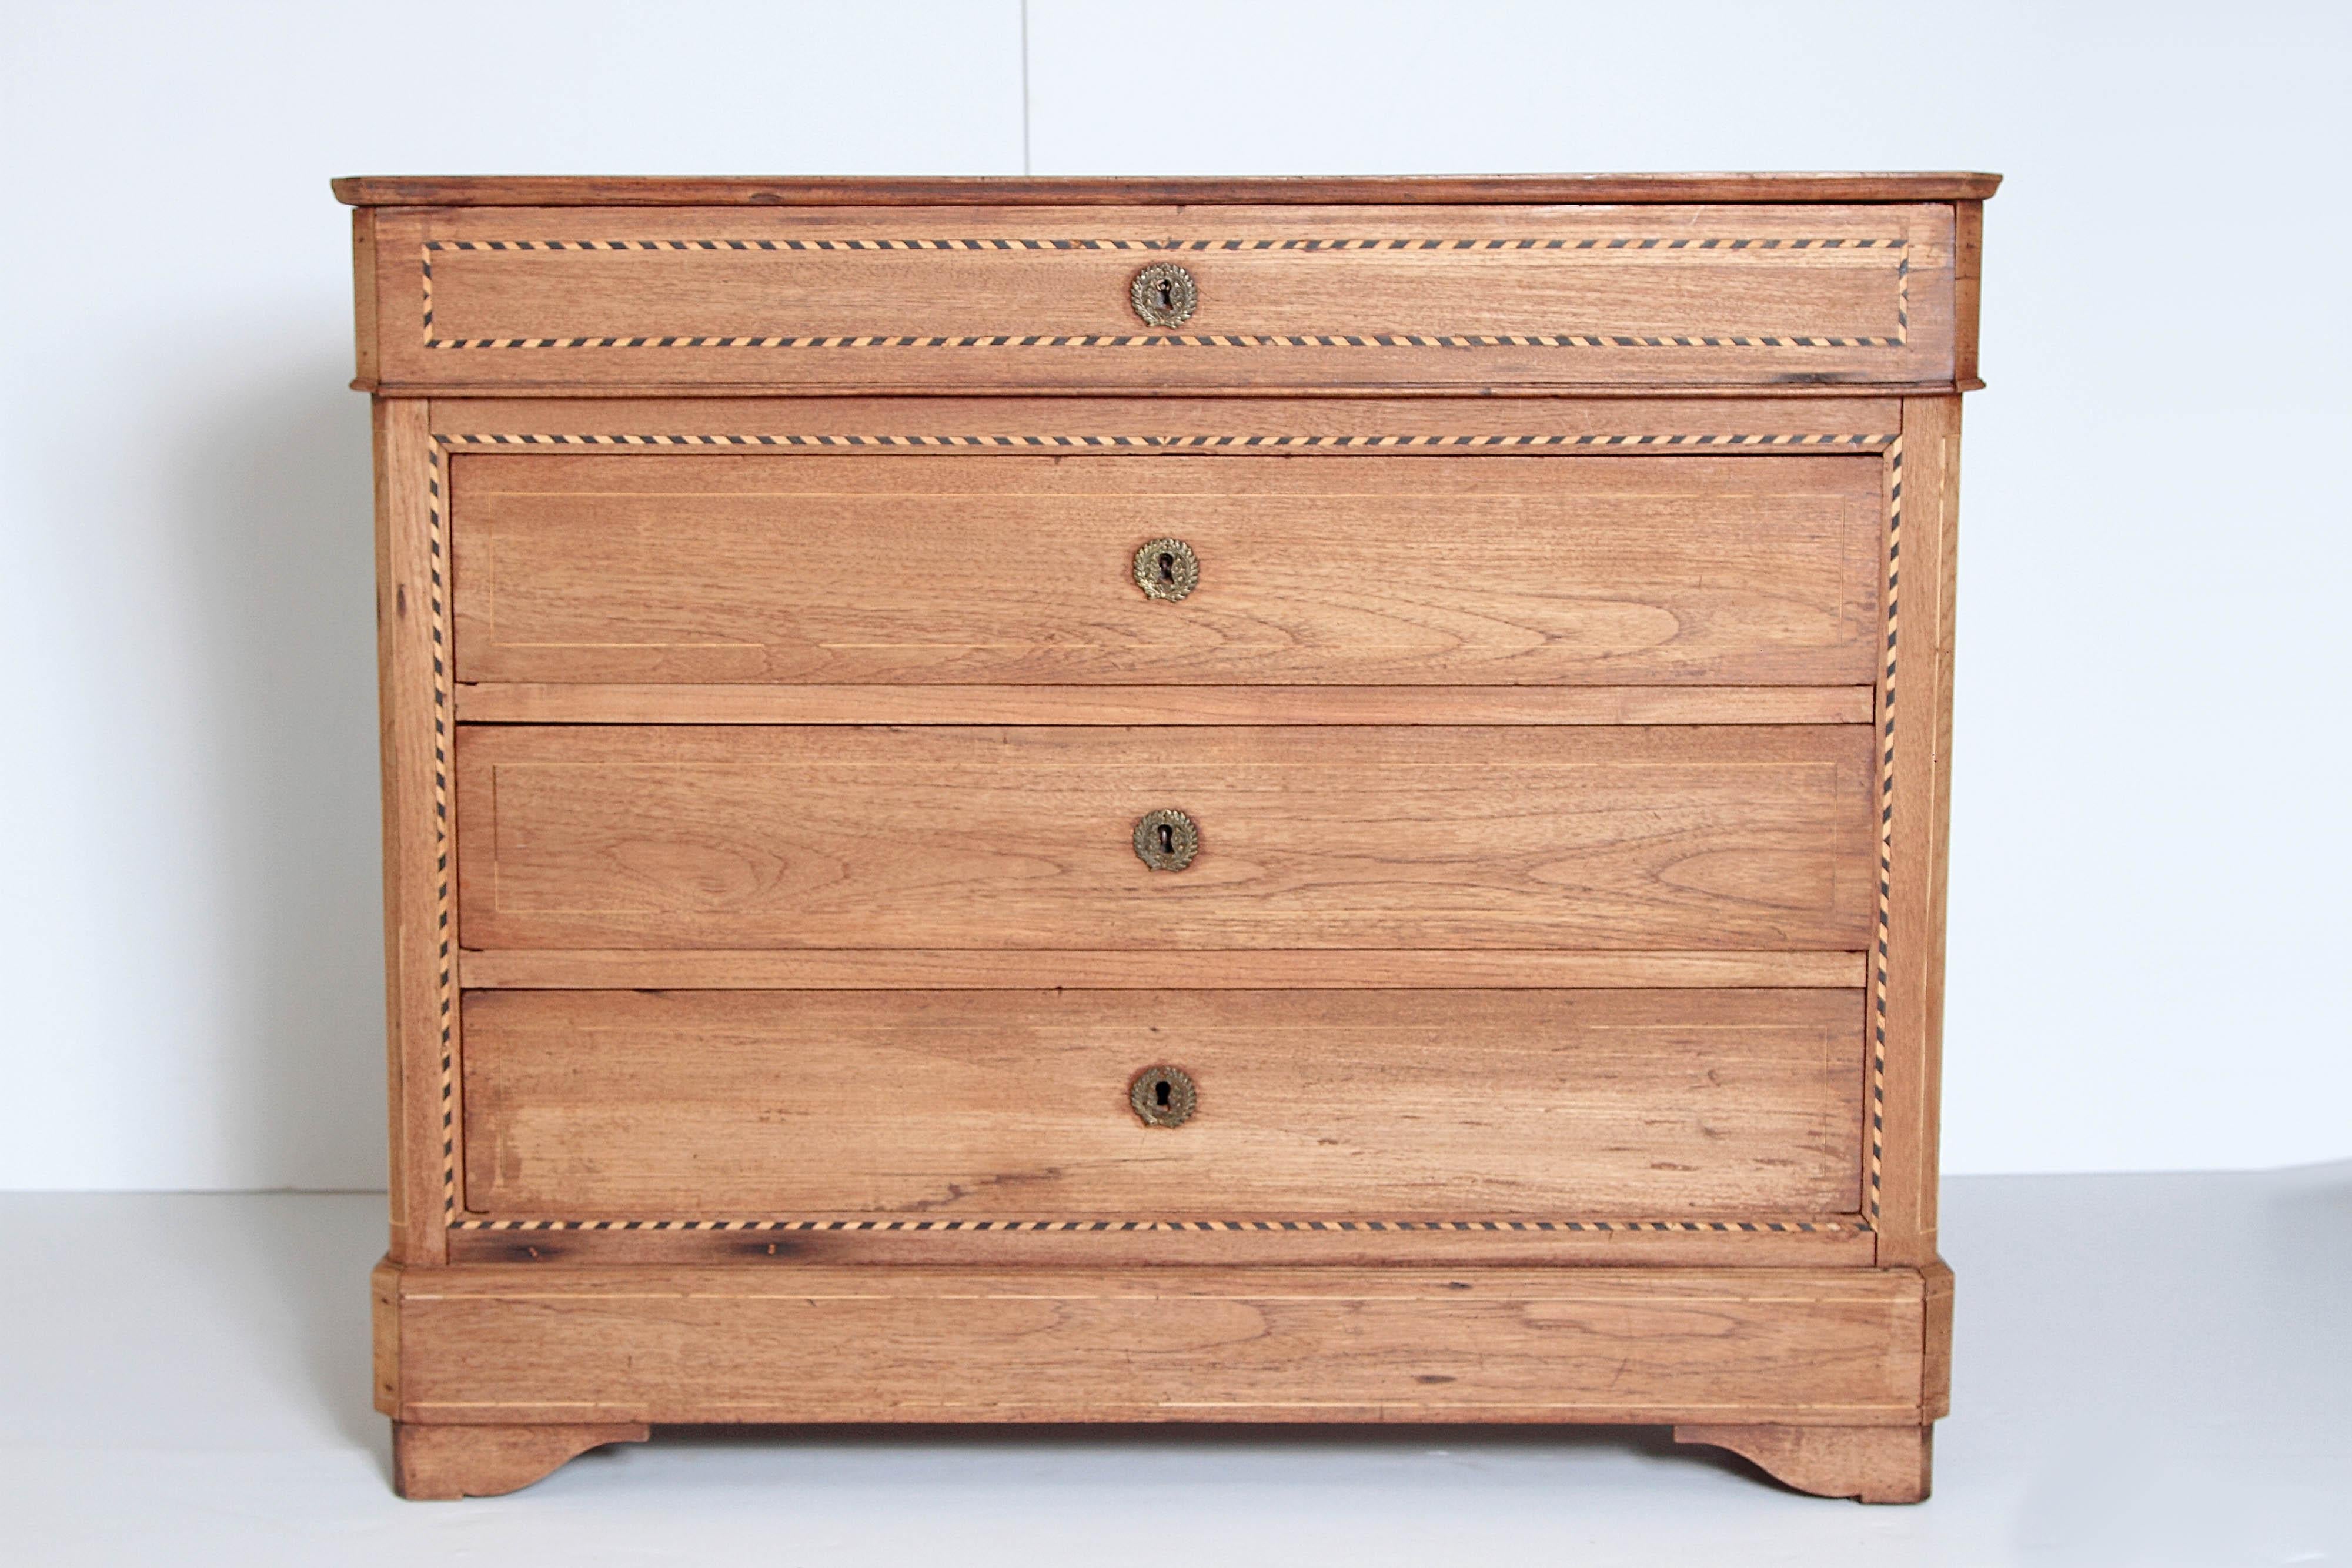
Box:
[455,724,1876,952]
[449,452,1886,687]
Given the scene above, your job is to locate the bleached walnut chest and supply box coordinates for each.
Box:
[342,173,1992,1502]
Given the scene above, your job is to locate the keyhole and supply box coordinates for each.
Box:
[1156,279,1174,311]
[1155,1079,1172,1108]
[1157,551,1175,584]
[1158,823,1175,855]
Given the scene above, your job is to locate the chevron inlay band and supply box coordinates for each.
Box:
[438,431,1900,451]
[425,429,1906,1238]
[1870,439,1904,1222]
[423,235,1909,253]
[448,1216,1870,1235]
[423,446,457,1221]
[427,330,1908,350]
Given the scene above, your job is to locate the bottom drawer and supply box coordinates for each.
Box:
[461,989,1865,1221]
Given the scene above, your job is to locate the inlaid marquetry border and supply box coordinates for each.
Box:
[1869,440,1903,1222]
[426,236,1912,255]
[438,430,1899,452]
[445,1216,1869,1235]
[425,427,1903,1239]
[417,236,1909,351]
[423,445,458,1221]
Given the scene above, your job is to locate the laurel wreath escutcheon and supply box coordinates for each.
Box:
[1132,536,1200,601]
[1130,261,1198,327]
[1129,1065,1198,1128]
[1132,807,1200,872]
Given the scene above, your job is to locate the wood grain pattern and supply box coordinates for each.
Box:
[1877,400,1962,1266]
[459,988,1866,1220]
[456,947,1868,991]
[350,210,378,387]
[335,173,2003,207]
[1922,1258,1955,1422]
[429,393,1906,442]
[1952,203,1986,386]
[372,402,449,1263]
[449,453,1885,687]
[453,683,1876,727]
[371,1259,400,1415]
[364,203,1954,390]
[445,1217,1877,1269]
[353,175,1982,1497]
[379,1261,1933,1426]
[453,724,1877,952]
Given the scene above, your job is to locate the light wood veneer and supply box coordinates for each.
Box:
[453,724,1876,953]
[348,172,1986,1503]
[459,988,1866,1220]
[450,453,1885,687]
[363,199,1955,392]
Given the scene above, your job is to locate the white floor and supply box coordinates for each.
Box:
[2,1171,2346,1567]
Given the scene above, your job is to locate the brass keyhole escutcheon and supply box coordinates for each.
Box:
[1129,262,1198,327]
[1130,1065,1197,1128]
[1132,807,1200,872]
[1132,536,1199,601]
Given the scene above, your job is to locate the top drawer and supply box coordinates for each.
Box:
[356,203,1959,391]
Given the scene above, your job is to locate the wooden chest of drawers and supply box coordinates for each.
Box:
[342,172,1992,1503]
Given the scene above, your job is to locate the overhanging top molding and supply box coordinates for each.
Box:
[333,172,2002,208]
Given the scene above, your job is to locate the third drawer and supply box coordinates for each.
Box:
[455,723,1876,952]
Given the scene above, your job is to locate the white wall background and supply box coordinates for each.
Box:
[2,1,2345,1191]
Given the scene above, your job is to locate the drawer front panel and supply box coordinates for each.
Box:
[454,725,1876,952]
[452,453,1885,687]
[461,989,1866,1218]
[370,203,1955,389]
